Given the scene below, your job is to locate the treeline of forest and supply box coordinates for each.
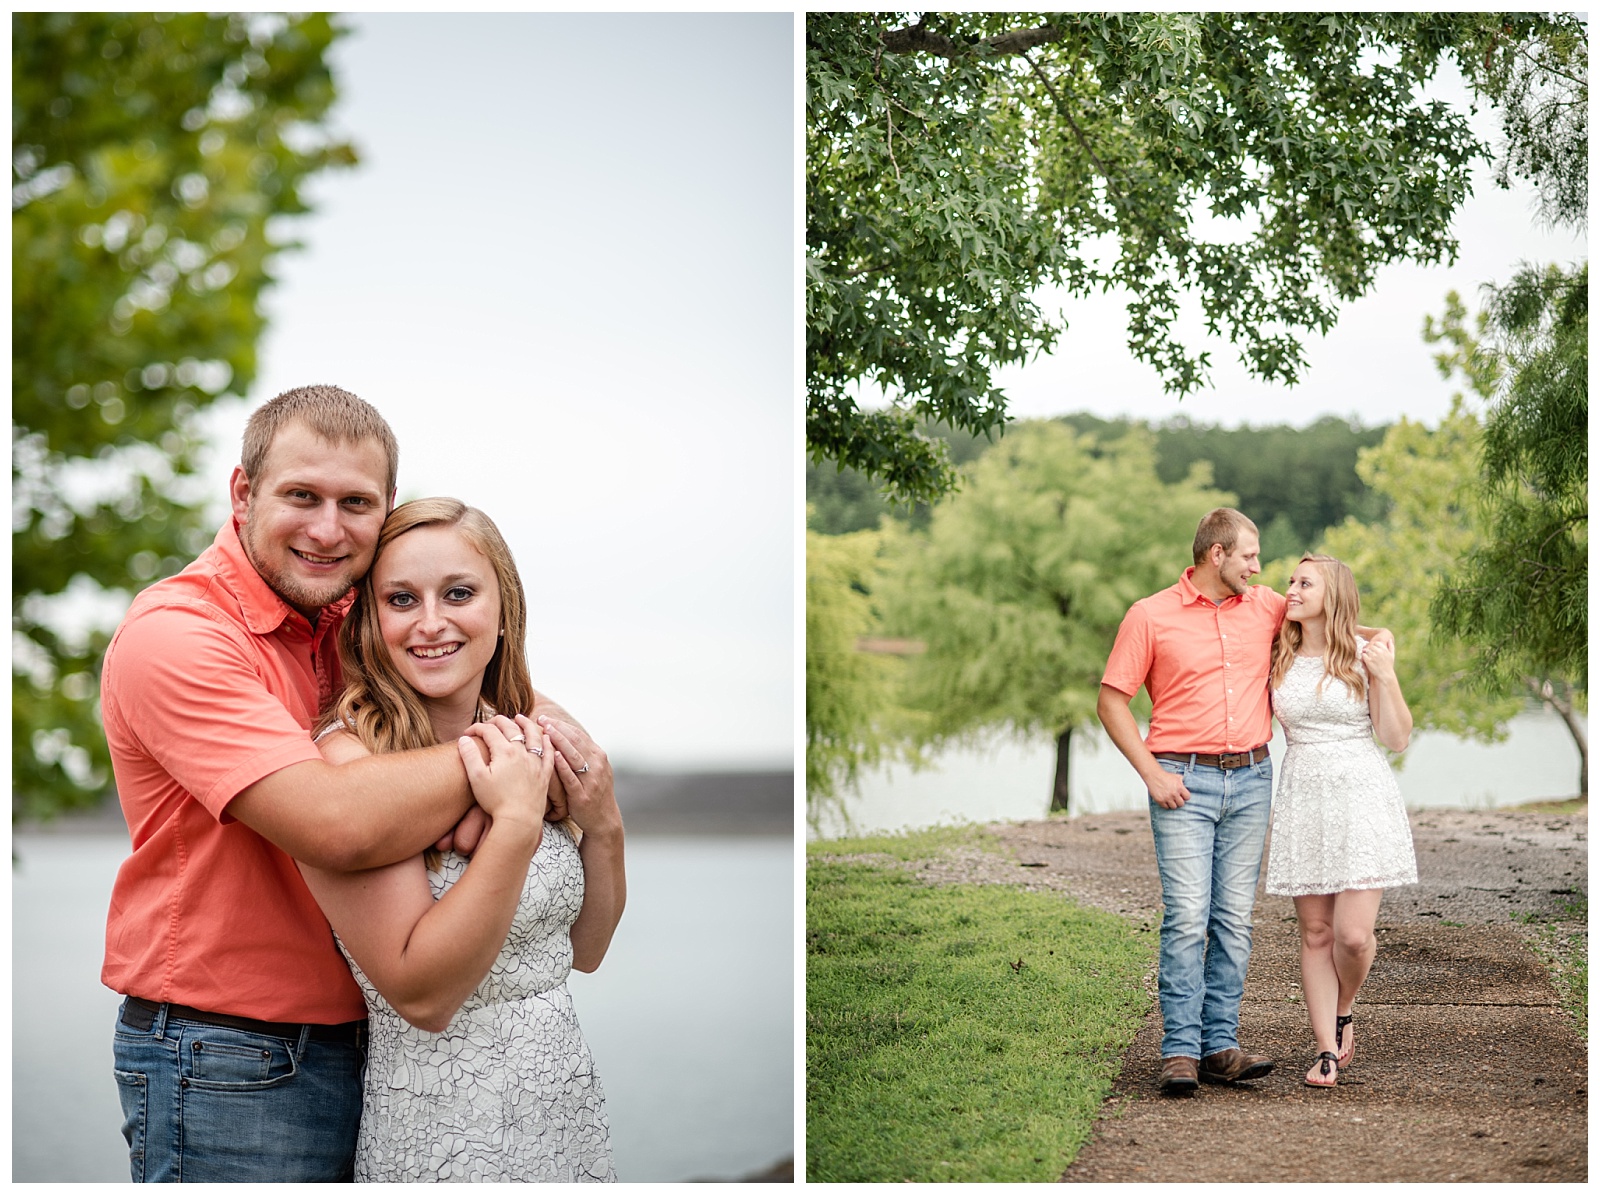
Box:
[808,413,1389,562]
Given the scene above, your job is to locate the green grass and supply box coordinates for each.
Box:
[1510,797,1587,815]
[1514,893,1588,1038]
[1483,800,1586,1033]
[1559,933,1587,1036]
[806,821,1006,862]
[807,857,1154,1182]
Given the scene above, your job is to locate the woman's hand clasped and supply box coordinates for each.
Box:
[538,715,623,839]
[1361,637,1398,683]
[458,714,554,840]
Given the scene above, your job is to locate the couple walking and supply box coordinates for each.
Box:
[101,386,624,1181]
[1099,508,1417,1091]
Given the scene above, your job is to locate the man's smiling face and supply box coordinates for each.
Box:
[1217,530,1262,596]
[230,420,391,619]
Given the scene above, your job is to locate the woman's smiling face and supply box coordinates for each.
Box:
[373,522,503,709]
[1284,561,1327,623]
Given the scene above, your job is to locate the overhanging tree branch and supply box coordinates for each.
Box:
[881,20,1064,60]
[1020,50,1128,215]
[808,12,1580,505]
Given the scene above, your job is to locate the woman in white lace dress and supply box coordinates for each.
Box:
[1265,553,1415,1090]
[297,498,625,1180]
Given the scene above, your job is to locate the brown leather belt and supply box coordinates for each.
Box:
[122,995,366,1045]
[1153,745,1270,770]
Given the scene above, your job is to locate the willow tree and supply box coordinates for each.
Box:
[1428,268,1588,794]
[807,11,1581,504]
[14,13,357,819]
[1316,405,1527,746]
[883,421,1230,811]
[806,526,922,819]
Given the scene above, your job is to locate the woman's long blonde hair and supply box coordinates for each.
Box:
[316,498,560,862]
[1269,553,1367,700]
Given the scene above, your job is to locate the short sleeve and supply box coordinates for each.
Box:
[1102,602,1154,698]
[101,603,324,820]
[1256,585,1288,627]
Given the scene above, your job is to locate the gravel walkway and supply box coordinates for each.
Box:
[842,806,1588,1183]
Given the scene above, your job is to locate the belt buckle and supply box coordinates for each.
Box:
[1219,751,1247,769]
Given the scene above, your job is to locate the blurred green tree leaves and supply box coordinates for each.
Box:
[1428,267,1587,793]
[881,421,1231,810]
[1312,404,1527,747]
[1430,265,1586,687]
[805,525,924,820]
[13,12,356,820]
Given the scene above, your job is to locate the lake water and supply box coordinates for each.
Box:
[811,707,1583,839]
[12,834,793,1183]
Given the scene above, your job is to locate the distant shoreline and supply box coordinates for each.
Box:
[16,770,794,839]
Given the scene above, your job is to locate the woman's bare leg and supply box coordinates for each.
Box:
[1330,887,1384,1062]
[1294,893,1339,1083]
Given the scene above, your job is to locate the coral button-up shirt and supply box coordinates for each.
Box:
[100,519,366,1023]
[1102,567,1288,754]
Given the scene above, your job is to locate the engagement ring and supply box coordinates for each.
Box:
[575,763,590,775]
[508,733,527,744]
[530,746,544,757]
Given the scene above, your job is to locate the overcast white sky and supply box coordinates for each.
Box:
[194,14,794,771]
[992,67,1586,428]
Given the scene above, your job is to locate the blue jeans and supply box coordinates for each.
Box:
[1147,754,1273,1059]
[112,999,364,1182]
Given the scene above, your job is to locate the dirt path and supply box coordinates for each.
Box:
[905,807,1587,1182]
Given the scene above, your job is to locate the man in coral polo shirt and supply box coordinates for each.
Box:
[1098,508,1386,1096]
[100,385,597,1181]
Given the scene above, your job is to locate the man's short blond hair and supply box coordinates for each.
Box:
[1192,507,1259,565]
[241,384,399,497]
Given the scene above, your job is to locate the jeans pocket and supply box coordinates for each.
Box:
[178,1039,361,1181]
[113,1068,147,1182]
[182,1028,299,1091]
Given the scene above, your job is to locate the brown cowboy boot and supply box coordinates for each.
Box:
[1158,1055,1200,1094]
[1199,1047,1275,1084]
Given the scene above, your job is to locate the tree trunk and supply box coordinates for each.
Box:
[1527,676,1587,798]
[1050,725,1072,813]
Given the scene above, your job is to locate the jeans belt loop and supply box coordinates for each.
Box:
[119,995,169,1038]
[121,996,365,1046]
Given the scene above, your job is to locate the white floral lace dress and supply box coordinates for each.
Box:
[1265,643,1418,896]
[340,823,615,1182]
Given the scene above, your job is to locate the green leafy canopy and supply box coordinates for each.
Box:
[807,11,1581,503]
[1430,264,1587,694]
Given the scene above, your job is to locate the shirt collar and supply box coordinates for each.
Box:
[213,518,357,637]
[1178,566,1262,608]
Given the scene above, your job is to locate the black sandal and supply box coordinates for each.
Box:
[1305,1051,1338,1088]
[1336,1013,1354,1066]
